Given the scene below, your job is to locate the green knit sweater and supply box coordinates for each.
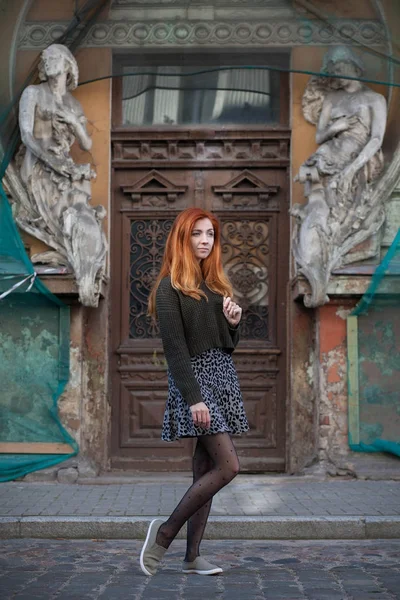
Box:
[156,275,240,406]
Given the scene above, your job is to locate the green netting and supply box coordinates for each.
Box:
[348,229,400,457]
[0,184,77,482]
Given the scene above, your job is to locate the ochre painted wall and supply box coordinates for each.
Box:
[295,0,376,19]
[27,0,78,20]
[72,48,112,246]
[291,47,321,207]
[26,0,109,22]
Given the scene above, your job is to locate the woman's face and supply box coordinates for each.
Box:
[329,60,360,89]
[42,51,66,79]
[190,218,215,262]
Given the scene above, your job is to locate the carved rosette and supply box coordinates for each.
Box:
[18,19,386,50]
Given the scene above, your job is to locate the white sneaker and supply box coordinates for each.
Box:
[140,519,166,576]
[182,556,223,575]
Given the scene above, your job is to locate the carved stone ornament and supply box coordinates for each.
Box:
[18,19,385,50]
[212,169,279,208]
[120,170,188,204]
[291,45,392,308]
[4,44,107,307]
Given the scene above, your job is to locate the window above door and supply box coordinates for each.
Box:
[113,52,289,128]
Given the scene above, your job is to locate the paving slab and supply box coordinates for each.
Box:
[1,477,400,540]
[1,477,400,517]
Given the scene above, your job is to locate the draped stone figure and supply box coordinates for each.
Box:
[292,46,387,307]
[5,43,107,307]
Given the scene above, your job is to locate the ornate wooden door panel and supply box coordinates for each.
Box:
[111,130,289,471]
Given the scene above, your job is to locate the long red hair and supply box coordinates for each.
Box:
[148,208,233,317]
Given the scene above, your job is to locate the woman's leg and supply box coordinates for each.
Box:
[185,439,214,562]
[156,432,239,549]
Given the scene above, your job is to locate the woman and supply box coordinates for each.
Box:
[141,207,249,577]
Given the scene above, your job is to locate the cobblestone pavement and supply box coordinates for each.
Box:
[0,539,399,599]
[1,479,400,517]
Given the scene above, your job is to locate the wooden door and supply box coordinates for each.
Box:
[110,129,289,471]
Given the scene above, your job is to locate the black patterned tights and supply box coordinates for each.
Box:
[156,432,239,562]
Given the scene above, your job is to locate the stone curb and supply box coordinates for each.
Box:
[1,516,400,540]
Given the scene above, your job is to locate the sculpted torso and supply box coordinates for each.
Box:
[307,83,386,190]
[19,80,92,186]
[31,85,81,143]
[320,87,381,138]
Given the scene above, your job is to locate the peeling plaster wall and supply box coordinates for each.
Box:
[57,312,82,443]
[317,302,356,464]
[288,301,318,473]
[56,299,110,478]
[79,299,110,475]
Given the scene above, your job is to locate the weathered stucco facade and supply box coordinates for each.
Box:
[1,0,400,479]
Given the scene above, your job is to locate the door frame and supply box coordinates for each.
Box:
[109,50,291,471]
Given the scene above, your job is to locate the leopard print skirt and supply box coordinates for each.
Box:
[161,347,249,442]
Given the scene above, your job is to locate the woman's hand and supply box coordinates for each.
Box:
[330,164,356,197]
[223,296,242,327]
[54,107,78,128]
[332,115,358,130]
[190,402,210,429]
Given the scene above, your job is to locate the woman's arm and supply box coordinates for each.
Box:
[342,95,387,177]
[315,97,356,145]
[56,96,92,152]
[228,323,240,348]
[334,95,386,198]
[156,279,203,407]
[223,296,241,349]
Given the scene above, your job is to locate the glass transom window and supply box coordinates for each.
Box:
[122,65,280,126]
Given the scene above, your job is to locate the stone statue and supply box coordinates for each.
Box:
[6,43,107,307]
[292,46,387,307]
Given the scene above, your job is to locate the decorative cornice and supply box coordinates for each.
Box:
[111,132,290,167]
[18,19,386,49]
